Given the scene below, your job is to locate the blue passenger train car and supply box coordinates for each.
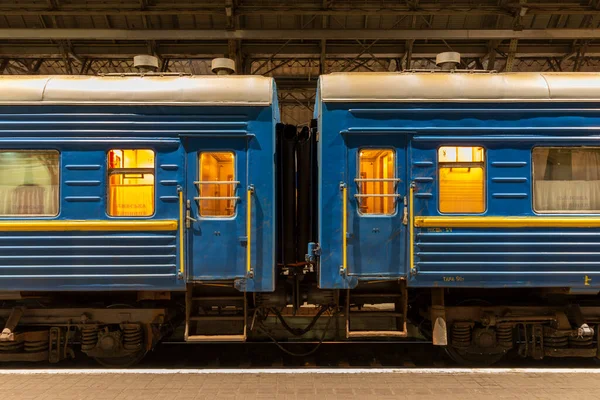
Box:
[0,75,279,364]
[3,70,600,367]
[315,72,600,363]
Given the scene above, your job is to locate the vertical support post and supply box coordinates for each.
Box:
[505,39,519,72]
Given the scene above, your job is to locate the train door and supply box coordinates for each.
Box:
[184,137,249,280]
[344,134,407,277]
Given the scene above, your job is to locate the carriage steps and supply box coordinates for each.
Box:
[184,284,247,342]
[345,282,408,339]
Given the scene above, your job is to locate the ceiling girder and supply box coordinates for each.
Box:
[3,29,600,41]
[1,5,600,17]
[3,42,600,59]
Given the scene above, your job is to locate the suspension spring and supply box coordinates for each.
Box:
[122,325,143,351]
[0,340,24,353]
[496,324,514,348]
[451,323,472,348]
[24,339,48,353]
[80,326,99,351]
[544,335,568,348]
[569,335,594,348]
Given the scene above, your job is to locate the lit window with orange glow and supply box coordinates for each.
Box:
[438,146,485,213]
[198,152,237,217]
[107,149,155,217]
[357,149,397,215]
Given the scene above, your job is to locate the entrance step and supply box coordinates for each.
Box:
[185,283,247,342]
[345,281,408,338]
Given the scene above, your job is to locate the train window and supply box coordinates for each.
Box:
[107,149,155,217]
[0,150,59,217]
[533,147,600,213]
[357,148,397,215]
[197,152,237,217]
[438,146,485,213]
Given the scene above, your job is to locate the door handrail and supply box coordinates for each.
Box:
[194,196,240,200]
[246,185,254,278]
[354,193,402,198]
[354,178,401,182]
[409,182,415,273]
[194,181,240,185]
[340,182,348,276]
[178,188,185,279]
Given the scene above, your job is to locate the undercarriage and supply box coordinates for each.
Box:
[1,287,600,367]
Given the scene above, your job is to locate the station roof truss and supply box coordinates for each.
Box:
[1,0,600,124]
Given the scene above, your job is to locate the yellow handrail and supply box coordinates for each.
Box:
[247,186,253,275]
[409,184,415,272]
[178,189,185,278]
[342,183,348,274]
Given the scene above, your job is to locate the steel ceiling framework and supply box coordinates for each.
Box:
[1,0,600,123]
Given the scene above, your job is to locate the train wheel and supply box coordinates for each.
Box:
[444,347,506,367]
[94,351,147,368]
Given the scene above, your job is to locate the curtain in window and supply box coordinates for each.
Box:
[534,148,600,212]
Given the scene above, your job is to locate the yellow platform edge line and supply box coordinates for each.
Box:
[415,216,600,228]
[0,220,178,232]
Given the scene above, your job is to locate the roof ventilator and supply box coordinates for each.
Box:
[436,52,461,71]
[133,55,159,73]
[404,51,494,74]
[103,55,190,77]
[212,58,236,75]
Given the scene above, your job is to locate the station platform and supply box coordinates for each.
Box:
[1,368,599,399]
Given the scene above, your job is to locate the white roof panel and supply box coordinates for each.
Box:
[319,72,600,103]
[0,75,273,106]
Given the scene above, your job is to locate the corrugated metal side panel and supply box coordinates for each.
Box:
[414,228,600,288]
[0,231,178,290]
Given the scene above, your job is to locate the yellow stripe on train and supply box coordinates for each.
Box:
[0,220,178,231]
[414,216,600,228]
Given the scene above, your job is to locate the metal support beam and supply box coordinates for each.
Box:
[3,29,600,40]
[4,42,600,60]
[0,59,8,74]
[505,38,519,71]
[319,39,326,74]
[2,5,600,17]
[404,39,414,70]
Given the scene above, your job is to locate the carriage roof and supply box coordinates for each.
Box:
[319,72,600,103]
[0,75,273,106]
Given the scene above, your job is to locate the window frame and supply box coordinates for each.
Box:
[196,150,239,219]
[532,146,600,215]
[355,147,399,217]
[106,148,156,218]
[437,145,487,215]
[0,149,60,218]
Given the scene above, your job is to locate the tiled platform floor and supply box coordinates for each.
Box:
[1,369,599,400]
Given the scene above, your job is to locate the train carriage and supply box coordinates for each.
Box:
[0,74,279,364]
[316,71,600,363]
[4,69,600,367]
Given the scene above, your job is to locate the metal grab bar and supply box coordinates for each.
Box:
[341,182,348,276]
[247,185,254,277]
[178,189,185,279]
[194,196,240,200]
[409,182,415,272]
[354,178,401,182]
[194,181,240,185]
[354,194,402,198]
